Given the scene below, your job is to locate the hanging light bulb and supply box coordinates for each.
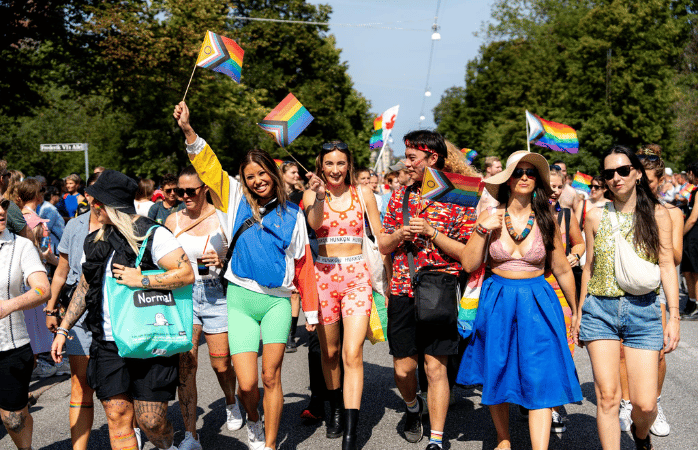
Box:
[431,23,441,40]
[420,115,426,121]
[424,91,432,97]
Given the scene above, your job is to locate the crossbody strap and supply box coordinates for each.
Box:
[174,208,216,238]
[134,225,161,267]
[223,199,279,266]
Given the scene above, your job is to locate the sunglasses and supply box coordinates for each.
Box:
[549,164,561,171]
[602,165,633,180]
[637,154,659,162]
[322,142,349,151]
[590,185,603,190]
[174,185,204,197]
[163,188,176,194]
[512,168,538,179]
[0,198,9,210]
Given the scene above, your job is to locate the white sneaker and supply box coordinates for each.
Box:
[551,410,566,433]
[226,398,244,431]
[55,360,71,376]
[134,427,143,450]
[650,398,670,436]
[619,399,633,432]
[178,431,202,450]
[246,419,266,450]
[33,359,57,378]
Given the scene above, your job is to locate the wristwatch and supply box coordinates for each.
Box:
[141,276,151,287]
[573,253,581,261]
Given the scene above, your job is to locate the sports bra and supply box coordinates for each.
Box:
[316,186,364,245]
[489,225,546,272]
[174,213,227,280]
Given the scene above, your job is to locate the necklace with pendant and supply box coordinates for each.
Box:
[505,209,535,241]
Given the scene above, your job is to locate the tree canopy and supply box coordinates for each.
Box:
[434,0,697,174]
[1,0,373,179]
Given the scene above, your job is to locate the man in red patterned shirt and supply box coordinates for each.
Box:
[379,130,474,450]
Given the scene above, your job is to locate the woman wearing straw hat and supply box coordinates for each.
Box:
[455,150,582,450]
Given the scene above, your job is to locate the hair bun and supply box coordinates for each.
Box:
[639,144,662,158]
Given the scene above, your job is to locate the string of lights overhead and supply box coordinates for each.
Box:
[418,0,442,127]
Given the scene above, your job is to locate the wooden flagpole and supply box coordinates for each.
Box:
[182,65,197,102]
[373,128,392,173]
[280,147,310,174]
[525,112,531,152]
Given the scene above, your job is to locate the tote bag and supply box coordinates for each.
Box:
[356,187,390,298]
[106,226,193,358]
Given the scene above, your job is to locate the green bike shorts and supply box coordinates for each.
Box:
[226,283,292,355]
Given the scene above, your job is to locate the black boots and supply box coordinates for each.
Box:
[342,408,359,450]
[326,388,344,438]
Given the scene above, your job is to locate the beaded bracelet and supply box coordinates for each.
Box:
[475,223,491,236]
[57,327,70,336]
[431,229,439,240]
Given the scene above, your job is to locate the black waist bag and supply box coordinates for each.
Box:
[412,265,459,324]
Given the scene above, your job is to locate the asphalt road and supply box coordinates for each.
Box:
[5,317,697,449]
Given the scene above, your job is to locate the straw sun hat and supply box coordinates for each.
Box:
[484,150,553,199]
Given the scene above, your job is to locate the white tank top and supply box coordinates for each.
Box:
[174,213,228,281]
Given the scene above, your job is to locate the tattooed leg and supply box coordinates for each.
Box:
[178,325,201,438]
[205,331,236,405]
[134,400,173,449]
[69,354,95,450]
[102,394,137,450]
[1,407,33,448]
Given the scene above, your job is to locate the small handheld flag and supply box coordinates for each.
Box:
[525,110,579,154]
[462,148,477,165]
[679,183,695,201]
[421,167,485,208]
[196,31,244,83]
[571,171,593,194]
[258,93,314,148]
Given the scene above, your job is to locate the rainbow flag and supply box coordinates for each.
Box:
[258,93,314,147]
[196,31,244,83]
[461,148,477,165]
[369,129,383,150]
[273,159,284,167]
[571,171,592,194]
[679,183,696,201]
[421,167,484,208]
[526,110,579,154]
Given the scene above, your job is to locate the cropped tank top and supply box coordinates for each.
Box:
[587,204,657,297]
[316,186,364,245]
[489,225,546,272]
[174,214,227,280]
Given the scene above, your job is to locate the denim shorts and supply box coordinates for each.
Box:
[193,278,228,334]
[579,293,663,351]
[66,314,92,356]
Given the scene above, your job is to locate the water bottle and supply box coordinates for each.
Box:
[40,227,50,252]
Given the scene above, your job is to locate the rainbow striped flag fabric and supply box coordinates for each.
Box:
[571,171,592,194]
[258,93,314,147]
[369,105,399,150]
[526,110,579,154]
[421,167,484,208]
[462,148,477,165]
[196,31,244,83]
[369,129,383,150]
[679,183,696,201]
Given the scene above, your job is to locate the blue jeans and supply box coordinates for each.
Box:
[192,279,228,334]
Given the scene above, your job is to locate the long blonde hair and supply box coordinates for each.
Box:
[93,206,145,255]
[444,141,481,178]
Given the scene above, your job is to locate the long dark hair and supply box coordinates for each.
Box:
[239,149,288,222]
[496,177,557,256]
[315,141,355,186]
[602,145,659,260]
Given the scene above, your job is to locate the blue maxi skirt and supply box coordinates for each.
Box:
[457,274,582,409]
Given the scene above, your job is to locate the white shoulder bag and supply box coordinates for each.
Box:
[607,203,660,296]
[356,186,390,297]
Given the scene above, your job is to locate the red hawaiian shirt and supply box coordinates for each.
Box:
[382,184,476,297]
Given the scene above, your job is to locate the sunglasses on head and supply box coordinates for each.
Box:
[637,154,659,162]
[174,185,204,197]
[603,165,633,180]
[512,168,538,179]
[322,142,348,151]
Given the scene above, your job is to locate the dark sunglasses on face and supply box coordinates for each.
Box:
[637,154,659,162]
[590,184,603,190]
[175,185,204,197]
[549,164,561,171]
[322,142,349,151]
[512,168,538,179]
[164,188,176,194]
[603,165,633,180]
[0,198,9,210]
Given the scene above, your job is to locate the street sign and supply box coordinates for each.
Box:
[40,143,88,152]
[40,143,90,179]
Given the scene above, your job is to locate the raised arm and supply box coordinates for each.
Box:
[303,172,327,231]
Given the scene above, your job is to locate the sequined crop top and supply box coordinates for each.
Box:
[489,225,546,272]
[587,204,657,297]
[316,186,364,245]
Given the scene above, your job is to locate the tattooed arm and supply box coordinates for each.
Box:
[50,275,88,363]
[112,248,195,290]
[0,272,50,320]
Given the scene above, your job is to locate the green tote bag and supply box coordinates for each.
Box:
[106,226,193,358]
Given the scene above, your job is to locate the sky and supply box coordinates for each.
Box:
[307,0,494,158]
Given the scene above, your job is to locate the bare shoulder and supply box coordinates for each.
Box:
[359,184,374,200]
[586,204,603,227]
[654,203,670,219]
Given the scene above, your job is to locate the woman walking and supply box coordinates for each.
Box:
[577,146,680,450]
[457,151,582,450]
[165,166,242,450]
[173,101,318,450]
[51,169,195,450]
[304,141,383,450]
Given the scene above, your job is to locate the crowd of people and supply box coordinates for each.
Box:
[0,102,696,450]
